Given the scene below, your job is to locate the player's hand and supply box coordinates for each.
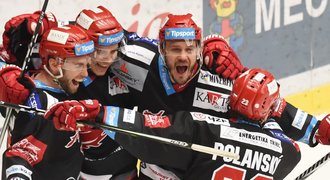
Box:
[0,64,35,104]
[270,97,287,118]
[315,114,330,145]
[202,34,246,80]
[44,100,100,131]
[2,11,57,63]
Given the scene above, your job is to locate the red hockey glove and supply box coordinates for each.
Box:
[270,97,287,118]
[44,100,100,131]
[2,11,57,64]
[315,114,330,145]
[202,34,246,80]
[0,65,35,104]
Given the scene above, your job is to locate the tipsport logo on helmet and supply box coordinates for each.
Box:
[98,31,124,46]
[75,41,95,56]
[165,28,196,40]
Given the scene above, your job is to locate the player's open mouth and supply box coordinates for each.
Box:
[176,65,188,74]
[72,79,83,86]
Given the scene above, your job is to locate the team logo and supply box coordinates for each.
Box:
[6,136,47,166]
[143,110,171,128]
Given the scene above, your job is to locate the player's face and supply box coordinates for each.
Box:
[59,55,90,94]
[90,44,119,76]
[163,40,199,85]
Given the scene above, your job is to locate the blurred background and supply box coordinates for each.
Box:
[0,1,329,179]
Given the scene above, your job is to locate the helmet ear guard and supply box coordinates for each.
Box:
[229,68,280,122]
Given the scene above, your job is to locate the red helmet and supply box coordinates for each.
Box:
[75,6,124,46]
[39,24,94,65]
[229,68,280,121]
[159,13,201,44]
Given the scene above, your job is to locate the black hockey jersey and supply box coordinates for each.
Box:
[96,106,301,180]
[2,80,83,180]
[111,32,319,146]
[72,70,137,177]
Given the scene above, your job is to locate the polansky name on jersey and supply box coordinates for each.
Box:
[212,142,282,175]
[193,87,229,112]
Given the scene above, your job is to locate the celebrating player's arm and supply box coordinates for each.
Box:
[0,11,58,105]
[202,34,327,147]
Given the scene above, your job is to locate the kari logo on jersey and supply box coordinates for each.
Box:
[111,60,148,92]
[198,70,233,91]
[190,112,230,126]
[193,87,229,112]
[220,126,283,153]
[143,110,171,128]
[80,130,107,149]
[108,76,129,95]
[164,28,196,40]
[6,136,47,166]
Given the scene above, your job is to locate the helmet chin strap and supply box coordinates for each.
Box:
[43,64,64,85]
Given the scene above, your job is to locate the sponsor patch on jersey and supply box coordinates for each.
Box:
[123,108,136,124]
[143,110,171,128]
[193,87,229,112]
[6,165,32,180]
[121,44,155,65]
[108,76,129,95]
[292,109,308,130]
[6,136,47,166]
[190,112,230,126]
[220,126,283,153]
[111,60,148,92]
[198,70,233,90]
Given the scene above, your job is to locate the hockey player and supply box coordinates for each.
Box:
[2,25,95,179]
[0,11,327,179]
[43,68,303,179]
[72,6,138,179]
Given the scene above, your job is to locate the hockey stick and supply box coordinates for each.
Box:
[295,152,330,180]
[79,121,240,160]
[0,0,50,147]
[0,101,240,160]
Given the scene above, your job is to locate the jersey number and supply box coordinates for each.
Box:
[212,164,272,180]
